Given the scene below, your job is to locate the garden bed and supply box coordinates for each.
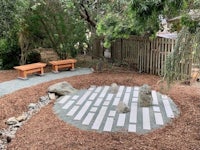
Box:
[0,69,200,149]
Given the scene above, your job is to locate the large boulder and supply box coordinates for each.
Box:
[48,82,78,96]
[139,84,153,107]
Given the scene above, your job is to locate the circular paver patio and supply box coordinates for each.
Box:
[53,85,179,134]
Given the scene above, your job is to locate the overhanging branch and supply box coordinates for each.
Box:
[79,3,96,28]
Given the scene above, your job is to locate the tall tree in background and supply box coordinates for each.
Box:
[78,0,200,83]
[26,0,87,59]
[0,0,22,68]
[69,0,129,48]
[96,0,186,47]
[165,0,200,84]
[0,0,17,38]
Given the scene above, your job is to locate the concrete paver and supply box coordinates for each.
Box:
[53,85,180,134]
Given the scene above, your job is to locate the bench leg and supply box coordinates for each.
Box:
[40,67,44,75]
[71,63,75,70]
[17,70,27,79]
[35,67,45,76]
[52,65,59,73]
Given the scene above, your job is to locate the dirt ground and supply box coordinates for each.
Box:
[0,59,200,150]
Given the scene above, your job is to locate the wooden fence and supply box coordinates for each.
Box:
[92,35,192,77]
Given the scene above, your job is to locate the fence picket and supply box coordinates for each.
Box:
[93,35,191,77]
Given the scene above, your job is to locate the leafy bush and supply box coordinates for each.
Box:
[26,51,41,64]
[1,48,20,69]
[0,38,20,69]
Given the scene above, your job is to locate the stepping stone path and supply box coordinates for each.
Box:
[53,85,179,134]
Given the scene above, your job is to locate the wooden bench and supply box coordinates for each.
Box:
[14,62,47,79]
[49,59,77,73]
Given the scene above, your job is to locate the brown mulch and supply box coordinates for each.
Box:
[0,69,200,149]
[0,70,18,83]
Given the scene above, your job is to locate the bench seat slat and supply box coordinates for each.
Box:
[14,63,46,71]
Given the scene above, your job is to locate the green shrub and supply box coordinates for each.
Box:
[26,51,41,64]
[1,48,20,69]
[0,38,20,69]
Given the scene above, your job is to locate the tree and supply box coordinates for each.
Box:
[93,0,200,84]
[0,0,23,68]
[64,0,130,49]
[96,0,187,48]
[28,0,87,59]
[165,1,200,84]
[0,0,17,38]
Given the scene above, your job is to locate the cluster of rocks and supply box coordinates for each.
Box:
[0,81,76,150]
[0,93,56,149]
[115,84,153,113]
[110,83,130,113]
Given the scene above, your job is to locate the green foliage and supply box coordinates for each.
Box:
[26,51,41,64]
[181,15,199,33]
[0,38,20,69]
[0,0,17,38]
[165,27,195,84]
[193,28,200,64]
[70,0,191,50]
[0,39,7,54]
[97,13,132,48]
[191,0,200,8]
[164,0,200,84]
[0,23,21,69]
[0,0,30,68]
[27,0,87,59]
[96,0,187,48]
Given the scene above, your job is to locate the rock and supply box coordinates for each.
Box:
[139,84,153,107]
[116,101,130,113]
[48,82,78,96]
[8,130,17,137]
[13,122,22,128]
[16,113,27,122]
[48,93,56,100]
[96,59,103,72]
[110,83,118,93]
[6,117,18,125]
[28,103,37,109]
[6,136,12,143]
[39,95,49,102]
[0,139,3,144]
[90,85,96,89]
[90,68,95,72]
[0,87,60,150]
